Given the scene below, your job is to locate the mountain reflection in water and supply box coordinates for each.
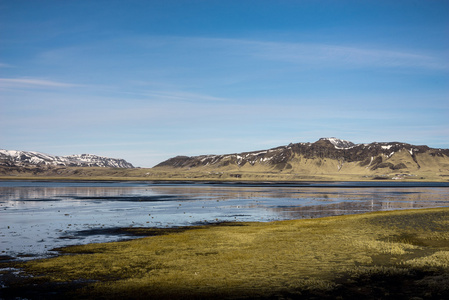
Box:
[1,181,448,260]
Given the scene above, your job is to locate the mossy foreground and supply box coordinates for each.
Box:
[2,208,449,299]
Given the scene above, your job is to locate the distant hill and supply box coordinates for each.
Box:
[0,149,134,169]
[154,138,449,178]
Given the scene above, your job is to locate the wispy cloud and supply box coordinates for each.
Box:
[0,78,79,89]
[198,37,449,70]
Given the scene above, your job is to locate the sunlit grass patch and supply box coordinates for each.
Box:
[403,251,449,270]
[351,238,421,255]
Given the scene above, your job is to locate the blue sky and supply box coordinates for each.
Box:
[1,0,448,167]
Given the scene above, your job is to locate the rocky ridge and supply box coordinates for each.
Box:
[154,138,449,174]
[0,149,134,168]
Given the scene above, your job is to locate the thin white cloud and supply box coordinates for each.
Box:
[161,36,448,71]
[236,41,442,69]
[0,78,79,89]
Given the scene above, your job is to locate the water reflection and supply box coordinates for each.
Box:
[0,186,147,201]
[0,182,448,260]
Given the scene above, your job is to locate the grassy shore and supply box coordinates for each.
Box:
[1,164,448,182]
[0,172,447,182]
[1,207,449,299]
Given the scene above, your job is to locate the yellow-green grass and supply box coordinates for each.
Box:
[2,207,449,299]
[1,167,448,182]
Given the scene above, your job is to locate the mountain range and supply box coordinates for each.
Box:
[0,149,134,169]
[1,138,448,180]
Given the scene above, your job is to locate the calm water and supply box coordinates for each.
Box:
[1,180,448,260]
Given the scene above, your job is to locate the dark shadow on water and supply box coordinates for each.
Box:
[66,195,185,202]
[58,222,249,242]
[10,198,63,202]
[149,180,449,188]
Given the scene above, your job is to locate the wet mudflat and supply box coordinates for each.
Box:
[1,180,449,260]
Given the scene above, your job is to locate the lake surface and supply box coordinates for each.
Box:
[1,180,448,260]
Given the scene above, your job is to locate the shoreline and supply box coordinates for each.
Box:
[1,180,448,262]
[2,204,449,263]
[1,166,448,183]
[1,176,449,184]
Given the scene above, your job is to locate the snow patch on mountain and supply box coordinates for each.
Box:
[320,137,356,149]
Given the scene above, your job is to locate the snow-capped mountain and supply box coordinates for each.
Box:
[0,149,134,168]
[154,138,449,174]
[319,137,355,149]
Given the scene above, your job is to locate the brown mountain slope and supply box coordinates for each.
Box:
[153,138,449,180]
